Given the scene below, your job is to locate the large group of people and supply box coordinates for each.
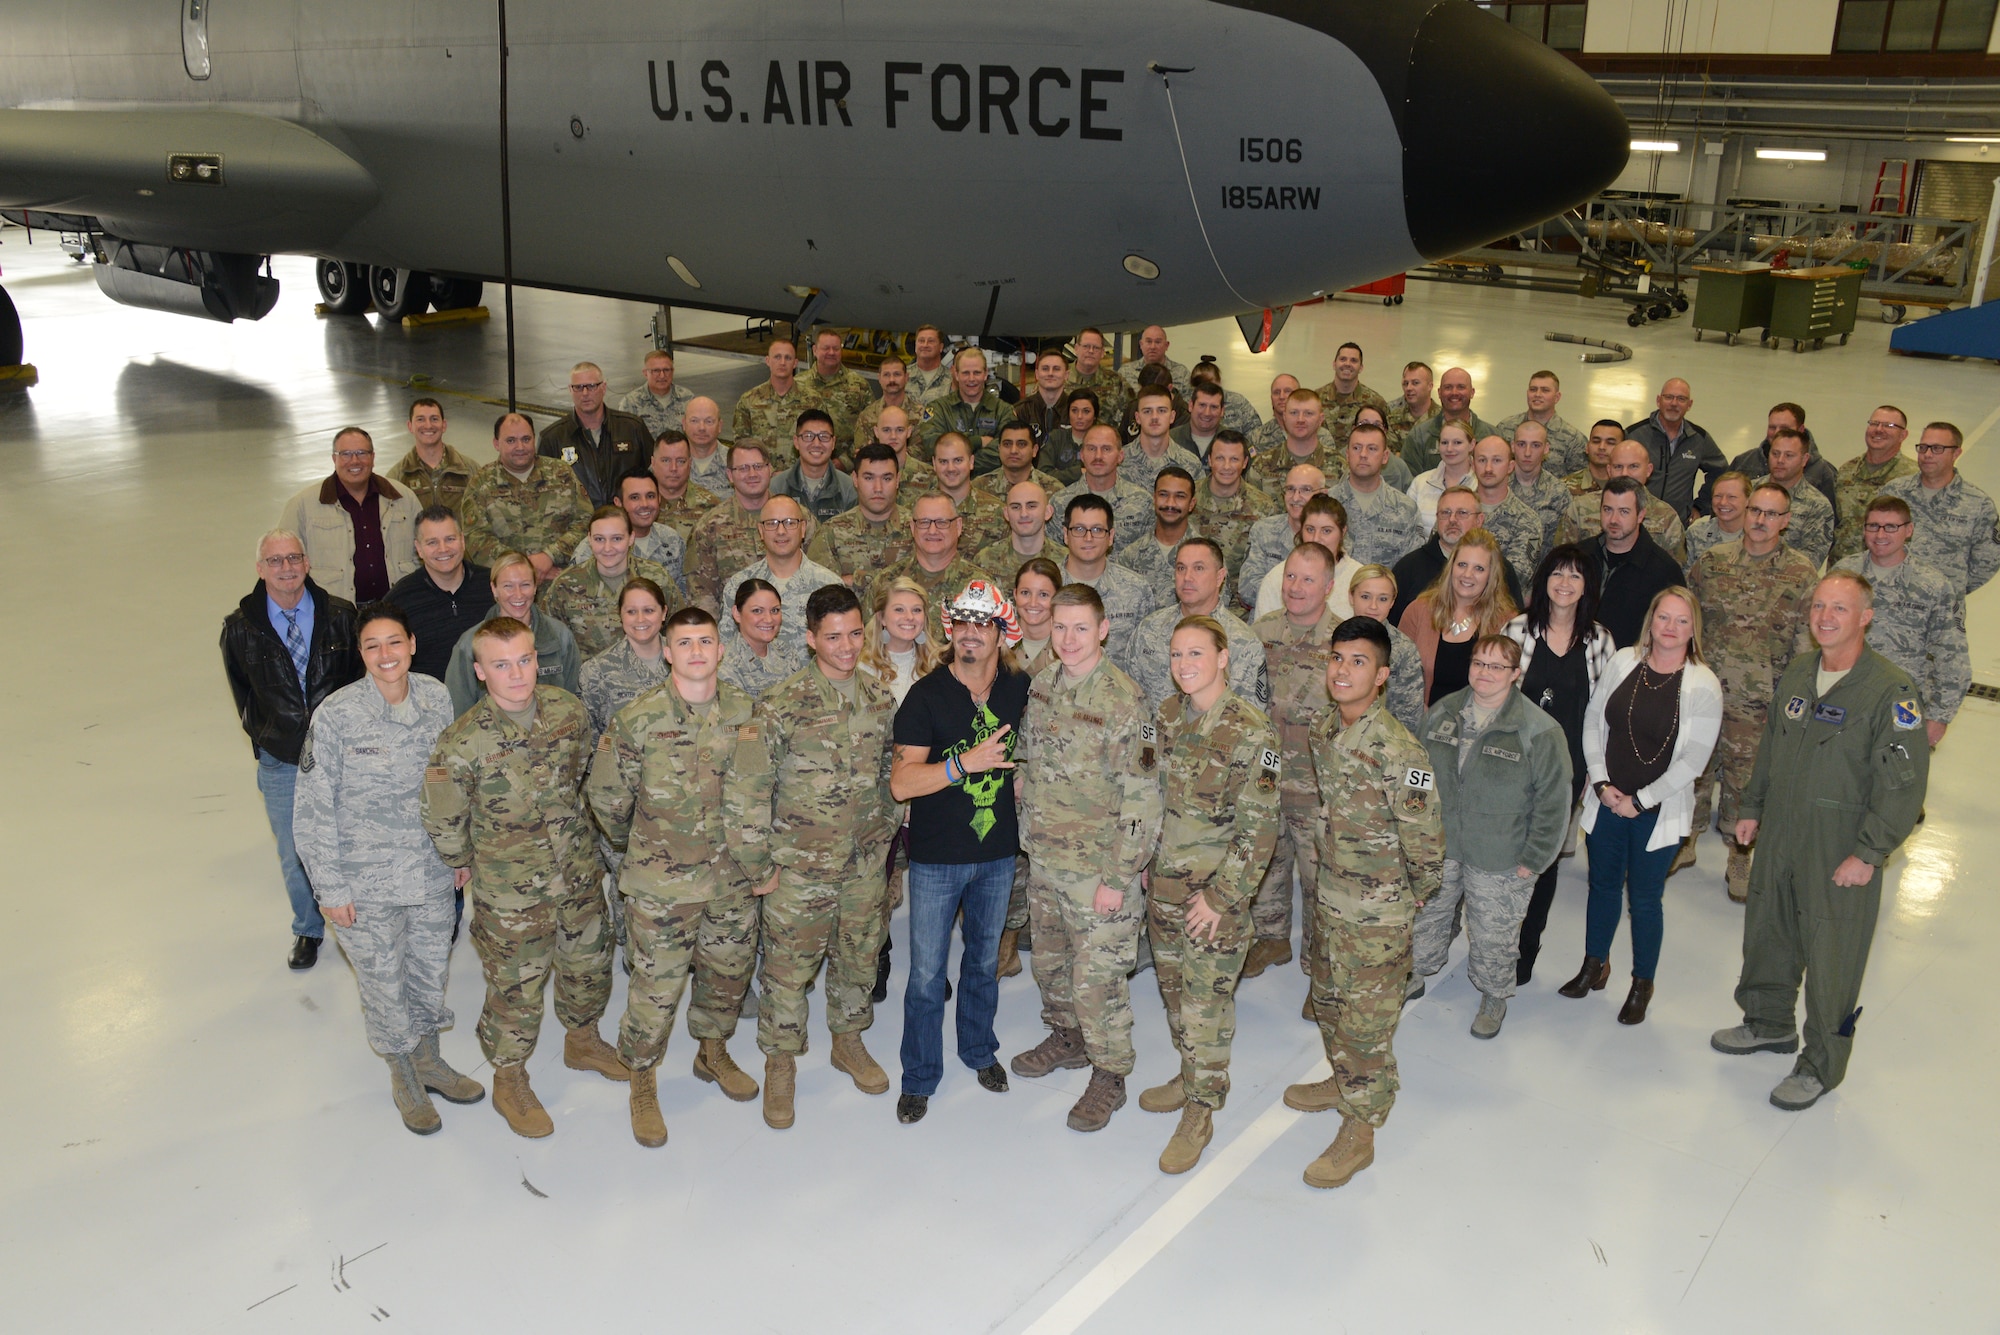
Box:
[219,324,1988,1185]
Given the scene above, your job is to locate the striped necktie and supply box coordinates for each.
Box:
[281,608,308,689]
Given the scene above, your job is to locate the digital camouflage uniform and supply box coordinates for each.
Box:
[537,556,677,659]
[1756,475,1835,570]
[1120,439,1207,493]
[461,458,592,570]
[1305,697,1443,1126]
[586,680,758,1070]
[1828,452,1919,563]
[420,687,611,1066]
[1114,528,1196,610]
[1149,690,1282,1108]
[797,365,874,446]
[578,638,671,737]
[1194,479,1277,586]
[1879,472,2000,598]
[1048,477,1156,555]
[1250,420,1333,463]
[1330,479,1429,569]
[1497,411,1589,479]
[1384,624,1427,735]
[295,676,458,1056]
[1062,561,1160,677]
[718,555,844,666]
[1015,658,1163,1075]
[807,504,914,609]
[973,465,1065,506]
[1250,608,1336,965]
[1689,540,1817,832]
[717,637,806,701]
[387,443,479,519]
[877,552,998,646]
[618,382,696,439]
[1312,381,1390,451]
[1236,514,1301,612]
[725,662,900,1057]
[1120,355,1192,396]
[730,384,815,468]
[1836,554,1971,727]
[1476,489,1547,581]
[688,448,732,501]
[1126,603,1270,712]
[975,537,1069,586]
[1683,517,1743,567]
[1384,396,1438,461]
[1554,489,1688,562]
[684,500,768,614]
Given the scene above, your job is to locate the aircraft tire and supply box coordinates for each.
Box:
[316,261,372,315]
[429,277,484,311]
[370,267,432,320]
[0,284,22,366]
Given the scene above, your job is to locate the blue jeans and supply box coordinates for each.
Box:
[1584,806,1673,979]
[900,856,1013,1096]
[256,750,323,939]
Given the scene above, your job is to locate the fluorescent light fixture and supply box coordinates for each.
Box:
[1948,136,2000,144]
[1757,148,1827,161]
[1630,139,1680,153]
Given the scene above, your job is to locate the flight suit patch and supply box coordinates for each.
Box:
[1893,699,1921,730]
[1784,696,1806,721]
[1814,702,1846,725]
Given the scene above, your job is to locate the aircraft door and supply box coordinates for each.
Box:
[181,0,211,80]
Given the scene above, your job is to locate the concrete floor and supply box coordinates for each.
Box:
[2,227,1996,1332]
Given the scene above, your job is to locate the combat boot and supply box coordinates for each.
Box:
[763,1053,797,1129]
[1159,1104,1213,1174]
[564,1025,633,1082]
[996,928,1022,978]
[1066,1067,1126,1132]
[1138,1073,1186,1113]
[1303,1116,1374,1189]
[1283,1073,1342,1113]
[1471,994,1507,1039]
[1669,835,1698,876]
[829,1031,890,1095]
[1239,938,1292,979]
[1726,845,1752,903]
[629,1067,667,1148]
[412,1033,484,1104]
[385,1053,441,1135]
[491,1063,554,1138]
[1010,1025,1090,1078]
[693,1038,759,1101]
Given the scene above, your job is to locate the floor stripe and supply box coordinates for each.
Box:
[1963,399,2000,451]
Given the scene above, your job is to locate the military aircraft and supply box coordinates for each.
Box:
[0,0,1626,366]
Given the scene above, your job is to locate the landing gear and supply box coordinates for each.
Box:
[369,266,433,320]
[0,284,22,366]
[429,277,484,311]
[315,260,371,315]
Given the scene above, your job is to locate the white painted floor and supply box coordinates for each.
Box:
[2,229,1995,1332]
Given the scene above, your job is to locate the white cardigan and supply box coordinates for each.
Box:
[1579,646,1723,851]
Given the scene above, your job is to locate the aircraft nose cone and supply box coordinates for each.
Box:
[1399,3,1628,259]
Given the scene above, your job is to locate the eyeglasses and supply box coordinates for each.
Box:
[1066,524,1110,539]
[1915,443,1960,455]
[1863,521,1909,533]
[1865,420,1905,431]
[758,517,804,531]
[1747,505,1790,520]
[796,431,835,445]
[334,449,374,462]
[260,553,306,567]
[1468,659,1515,673]
[913,517,960,532]
[570,381,604,393]
[1659,393,1691,404]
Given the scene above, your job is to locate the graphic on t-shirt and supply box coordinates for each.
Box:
[944,701,1015,841]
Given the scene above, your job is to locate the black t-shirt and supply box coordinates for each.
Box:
[893,663,1031,865]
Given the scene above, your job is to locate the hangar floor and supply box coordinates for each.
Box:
[2,229,1995,1332]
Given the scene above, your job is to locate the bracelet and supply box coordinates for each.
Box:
[944,757,959,784]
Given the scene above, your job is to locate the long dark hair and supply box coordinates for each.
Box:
[1524,543,1601,639]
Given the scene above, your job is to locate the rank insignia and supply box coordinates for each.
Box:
[1814,702,1847,726]
[1893,698,1921,730]
[1784,696,1807,721]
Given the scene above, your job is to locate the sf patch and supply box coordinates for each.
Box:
[1784,696,1807,722]
[1257,747,1281,792]
[1139,722,1157,772]
[1402,767,1434,815]
[1893,698,1922,731]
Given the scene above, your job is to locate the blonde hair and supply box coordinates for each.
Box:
[1635,585,1707,665]
[860,576,943,685]
[1420,528,1516,635]
[488,550,536,583]
[1349,562,1396,596]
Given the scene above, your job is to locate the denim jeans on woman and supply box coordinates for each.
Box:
[1584,805,1675,979]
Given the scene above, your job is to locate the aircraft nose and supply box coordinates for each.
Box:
[1397,3,1628,259]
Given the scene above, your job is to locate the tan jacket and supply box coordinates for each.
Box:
[278,475,422,603]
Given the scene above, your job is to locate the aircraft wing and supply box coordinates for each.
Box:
[0,108,376,254]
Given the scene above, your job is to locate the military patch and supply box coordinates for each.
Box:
[1140,747,1156,771]
[1814,702,1847,726]
[736,724,759,740]
[297,738,315,773]
[1401,790,1429,815]
[1259,748,1282,772]
[425,765,449,782]
[1481,745,1522,762]
[1893,698,1922,731]
[1075,710,1105,727]
[561,446,578,464]
[1404,767,1434,792]
[1784,696,1807,721]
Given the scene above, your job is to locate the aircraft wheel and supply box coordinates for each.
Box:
[430,277,484,311]
[0,284,22,366]
[316,260,372,315]
[370,267,432,320]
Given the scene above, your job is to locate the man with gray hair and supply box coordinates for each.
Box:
[617,347,696,438]
[540,360,654,505]
[278,426,423,604]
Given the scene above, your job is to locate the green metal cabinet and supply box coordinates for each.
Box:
[1764,266,1863,352]
[1692,265,1774,345]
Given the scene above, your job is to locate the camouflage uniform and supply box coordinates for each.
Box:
[1756,475,1835,569]
[1114,529,1196,609]
[578,639,670,737]
[1236,514,1300,610]
[1497,411,1589,479]
[1305,697,1443,1127]
[1836,554,1971,726]
[586,680,758,1070]
[1683,517,1744,567]
[461,458,592,570]
[1250,608,1334,963]
[1066,364,1132,428]
[1047,477,1156,555]
[807,504,914,608]
[387,443,479,519]
[919,392,1015,470]
[684,501,768,614]
[1829,452,1919,563]
[1401,412,1498,476]
[294,675,458,1055]
[1330,479,1429,569]
[1511,469,1570,562]
[1038,427,1089,487]
[848,397,927,466]
[725,663,900,1057]
[877,552,998,646]
[1014,658,1163,1075]
[1062,561,1160,676]
[907,362,955,406]
[1119,356,1192,396]
[951,486,1013,557]
[1688,540,1817,832]
[1474,489,1547,580]
[569,525,688,596]
[730,383,817,468]
[1126,604,1270,712]
[972,466,1065,504]
[975,537,1069,584]
[688,449,732,501]
[1562,467,1604,498]
[1312,381,1390,451]
[1384,396,1438,461]
[1250,420,1333,462]
[617,382,696,438]
[538,557,677,659]
[1213,389,1263,437]
[443,609,582,717]
[797,365,874,445]
[1194,479,1277,586]
[1120,439,1206,492]
[1879,472,2000,598]
[1554,489,1688,562]
[1384,625,1427,735]
[1149,690,1282,1109]
[718,638,806,701]
[420,687,612,1066]
[718,555,844,665]
[1247,441,1342,494]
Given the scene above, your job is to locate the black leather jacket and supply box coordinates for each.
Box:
[220,579,363,764]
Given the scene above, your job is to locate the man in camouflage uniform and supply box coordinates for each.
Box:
[617,348,696,438]
[685,441,779,613]
[1185,361,1263,437]
[975,478,1067,577]
[1686,471,1752,566]
[1496,369,1589,478]
[1331,425,1429,569]
[462,411,592,586]
[1009,585,1163,1133]
[1066,326,1132,427]
[1128,538,1270,711]
[1249,388,1342,493]
[1115,467,1200,608]
[541,506,678,658]
[1470,434,1548,574]
[725,585,901,1128]
[1508,420,1571,552]
[1123,385,1206,492]
[928,432,1010,555]
[1689,483,1817,898]
[1313,342,1391,452]
[878,491,999,646]
[797,329,874,446]
[1836,495,1970,750]
[681,395,733,498]
[1139,613,1282,1173]
[808,443,914,608]
[729,338,816,469]
[1058,492,1158,671]
[718,496,842,664]
[1881,421,2000,599]
[1049,426,1156,557]
[849,354,926,467]
[861,404,937,491]
[906,324,954,405]
[1554,439,1688,561]
[1756,427,1835,569]
[1566,419,1621,496]
[920,349,1016,473]
[1238,464,1325,607]
[1829,406,1918,563]
[1284,615,1443,1189]
[1401,367,1497,475]
[1118,324,1192,396]
[420,618,626,1139]
[1195,430,1276,588]
[646,433,721,548]
[387,398,478,518]
[973,420,1064,510]
[1384,361,1437,462]
[1251,374,1333,461]
[586,608,760,1146]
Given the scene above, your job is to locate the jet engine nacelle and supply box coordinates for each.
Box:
[91,240,280,323]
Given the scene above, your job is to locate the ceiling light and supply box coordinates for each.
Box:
[1948,136,2000,144]
[1756,148,1826,162]
[1630,139,1680,153]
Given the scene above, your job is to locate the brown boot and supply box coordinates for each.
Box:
[563,1025,632,1082]
[1669,835,1698,876]
[763,1053,796,1129]
[1617,977,1655,1025]
[1283,1073,1343,1113]
[1138,1073,1186,1113]
[1239,938,1293,979]
[996,928,1022,978]
[1726,845,1752,903]
[1067,1067,1127,1132]
[1557,956,1610,999]
[491,1062,554,1138]
[412,1033,484,1104]
[1159,1103,1213,1174]
[829,1031,890,1095]
[1010,1025,1089,1078]
[629,1067,667,1148]
[385,1054,441,1135]
[1303,1116,1375,1189]
[693,1037,758,1101]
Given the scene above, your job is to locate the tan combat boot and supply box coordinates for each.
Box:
[1283,1073,1342,1113]
[412,1033,485,1105]
[385,1054,441,1135]
[1066,1067,1127,1132]
[996,928,1022,978]
[1303,1115,1375,1189]
[629,1067,667,1148]
[1138,1073,1186,1114]
[491,1063,554,1138]
[1240,938,1293,979]
[1159,1104,1213,1174]
[693,1037,759,1101]
[829,1031,890,1095]
[564,1025,633,1082]
[763,1053,797,1129]
[1726,845,1752,903]
[1669,835,1698,876]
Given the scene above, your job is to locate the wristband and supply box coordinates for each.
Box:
[945,757,959,784]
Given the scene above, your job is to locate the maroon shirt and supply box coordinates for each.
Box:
[333,477,390,602]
